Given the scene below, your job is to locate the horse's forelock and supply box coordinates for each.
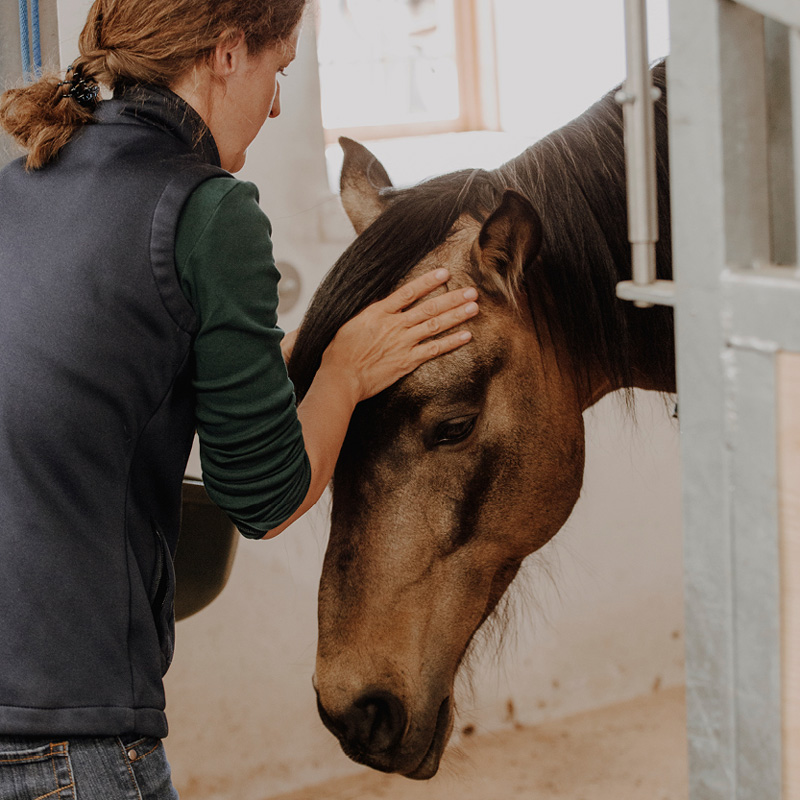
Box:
[288,170,501,402]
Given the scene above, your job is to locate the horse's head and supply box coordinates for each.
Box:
[295,140,589,779]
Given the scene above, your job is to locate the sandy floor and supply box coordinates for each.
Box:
[267,687,688,800]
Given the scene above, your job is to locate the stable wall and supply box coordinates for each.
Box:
[33,3,684,798]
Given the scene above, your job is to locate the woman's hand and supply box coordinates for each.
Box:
[261,268,477,538]
[281,328,298,364]
[322,268,478,404]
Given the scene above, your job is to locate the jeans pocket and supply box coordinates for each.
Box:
[151,524,176,675]
[122,738,177,800]
[0,740,75,800]
[119,735,161,763]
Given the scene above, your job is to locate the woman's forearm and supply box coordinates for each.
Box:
[260,361,358,538]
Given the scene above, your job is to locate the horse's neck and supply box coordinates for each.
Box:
[622,305,676,395]
[495,123,676,404]
[566,307,676,410]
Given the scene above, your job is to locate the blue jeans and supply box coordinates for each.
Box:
[0,735,178,799]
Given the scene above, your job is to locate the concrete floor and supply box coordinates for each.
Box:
[267,686,688,800]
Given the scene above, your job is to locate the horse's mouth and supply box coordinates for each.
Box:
[403,696,453,780]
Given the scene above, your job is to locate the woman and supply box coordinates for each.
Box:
[0,1,479,797]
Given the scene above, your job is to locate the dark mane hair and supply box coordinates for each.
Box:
[289,61,672,402]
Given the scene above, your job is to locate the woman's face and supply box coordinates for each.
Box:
[219,30,300,171]
[173,27,300,172]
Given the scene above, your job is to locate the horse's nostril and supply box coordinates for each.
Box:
[317,689,407,758]
[352,691,406,754]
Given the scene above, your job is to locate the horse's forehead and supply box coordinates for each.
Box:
[407,216,481,281]
[395,214,517,402]
[368,321,513,423]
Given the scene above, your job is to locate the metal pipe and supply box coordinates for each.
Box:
[616,0,662,308]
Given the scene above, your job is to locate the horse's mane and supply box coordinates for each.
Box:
[289,60,671,402]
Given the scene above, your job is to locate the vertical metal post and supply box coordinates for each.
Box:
[615,0,675,308]
[669,4,737,792]
[621,0,658,284]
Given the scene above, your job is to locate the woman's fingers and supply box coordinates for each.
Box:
[408,297,479,340]
[321,267,479,403]
[411,329,473,364]
[380,266,480,339]
[402,286,478,330]
[381,268,451,313]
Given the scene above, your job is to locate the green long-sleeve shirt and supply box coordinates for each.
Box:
[175,177,311,537]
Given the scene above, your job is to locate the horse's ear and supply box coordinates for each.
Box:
[339,137,393,234]
[471,190,542,306]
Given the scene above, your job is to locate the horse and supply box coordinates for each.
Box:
[287,61,673,780]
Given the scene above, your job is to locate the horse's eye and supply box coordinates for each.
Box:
[433,416,477,446]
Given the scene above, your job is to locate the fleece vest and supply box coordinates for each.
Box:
[0,86,226,737]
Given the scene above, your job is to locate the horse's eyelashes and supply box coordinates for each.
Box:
[432,416,477,447]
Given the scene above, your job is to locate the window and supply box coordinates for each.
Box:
[315,0,497,142]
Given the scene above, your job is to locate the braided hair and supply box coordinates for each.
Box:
[0,0,307,169]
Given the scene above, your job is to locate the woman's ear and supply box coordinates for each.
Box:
[211,30,248,77]
[470,190,542,308]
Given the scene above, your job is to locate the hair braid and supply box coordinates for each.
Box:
[0,0,307,170]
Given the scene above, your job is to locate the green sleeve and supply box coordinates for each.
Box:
[175,177,311,537]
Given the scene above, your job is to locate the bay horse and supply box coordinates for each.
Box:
[288,61,673,779]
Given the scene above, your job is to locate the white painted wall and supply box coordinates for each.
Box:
[50,2,684,798]
[493,0,669,140]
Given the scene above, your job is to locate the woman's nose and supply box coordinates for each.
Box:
[269,83,281,118]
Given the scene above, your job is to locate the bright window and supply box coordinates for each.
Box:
[315,0,494,142]
[319,0,670,191]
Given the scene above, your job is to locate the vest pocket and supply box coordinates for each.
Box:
[0,740,75,799]
[150,525,176,675]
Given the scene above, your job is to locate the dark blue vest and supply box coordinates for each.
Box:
[0,86,227,737]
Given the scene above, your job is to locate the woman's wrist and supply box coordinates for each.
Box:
[319,342,364,407]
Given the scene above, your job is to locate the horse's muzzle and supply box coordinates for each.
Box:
[316,688,406,756]
[315,688,452,778]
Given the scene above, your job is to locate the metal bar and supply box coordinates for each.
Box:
[720,6,782,798]
[723,268,800,351]
[616,0,666,308]
[724,343,782,800]
[669,0,736,796]
[615,278,675,306]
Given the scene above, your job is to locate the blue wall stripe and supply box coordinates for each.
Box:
[31,0,42,77]
[19,0,32,81]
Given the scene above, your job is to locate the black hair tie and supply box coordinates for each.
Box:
[57,65,100,109]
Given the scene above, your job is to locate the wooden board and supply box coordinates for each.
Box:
[780,350,800,798]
